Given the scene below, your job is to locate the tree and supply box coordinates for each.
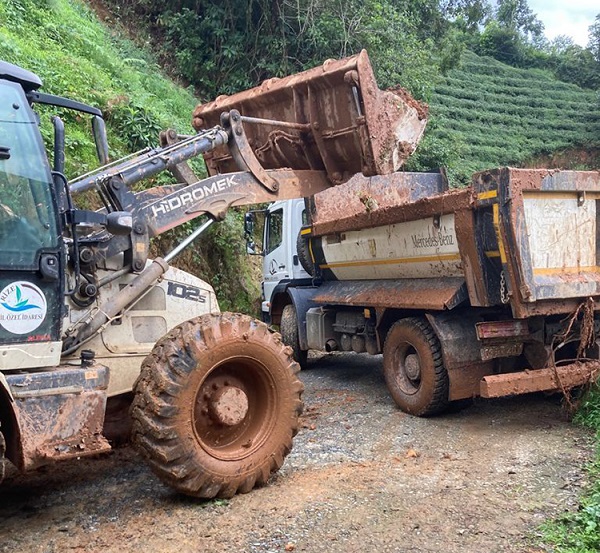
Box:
[441,0,492,32]
[589,14,600,63]
[495,0,544,42]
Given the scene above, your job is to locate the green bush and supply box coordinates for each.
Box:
[540,387,600,552]
[416,50,600,185]
[0,0,260,313]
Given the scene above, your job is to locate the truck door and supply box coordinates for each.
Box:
[289,199,310,281]
[263,206,286,307]
[0,80,64,368]
[262,200,311,316]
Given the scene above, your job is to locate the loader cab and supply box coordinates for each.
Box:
[0,64,65,367]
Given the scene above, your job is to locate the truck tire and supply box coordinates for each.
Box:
[296,231,315,277]
[280,303,308,370]
[0,430,5,484]
[131,312,303,499]
[383,317,449,416]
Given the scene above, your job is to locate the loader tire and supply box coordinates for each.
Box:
[131,312,303,499]
[383,317,449,416]
[280,303,308,370]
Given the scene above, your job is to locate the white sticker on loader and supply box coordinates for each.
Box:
[0,281,47,334]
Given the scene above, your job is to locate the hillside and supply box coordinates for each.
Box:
[408,50,600,184]
[1,0,599,310]
[0,0,260,313]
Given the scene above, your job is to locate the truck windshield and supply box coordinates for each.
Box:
[0,80,58,269]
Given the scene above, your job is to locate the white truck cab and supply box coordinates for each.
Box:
[246,198,309,322]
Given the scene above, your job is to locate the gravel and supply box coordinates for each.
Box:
[0,352,593,553]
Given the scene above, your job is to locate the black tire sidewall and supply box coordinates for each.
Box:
[280,304,308,369]
[383,319,446,416]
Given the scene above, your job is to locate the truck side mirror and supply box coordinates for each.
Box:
[92,115,109,165]
[244,209,266,255]
[245,211,264,255]
[244,212,254,236]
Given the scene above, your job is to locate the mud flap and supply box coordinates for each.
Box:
[6,363,110,471]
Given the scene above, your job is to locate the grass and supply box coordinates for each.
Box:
[540,388,600,552]
[0,0,260,313]
[408,51,600,184]
[0,0,198,176]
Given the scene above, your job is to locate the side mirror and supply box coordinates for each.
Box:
[244,211,265,255]
[92,115,109,165]
[244,212,254,236]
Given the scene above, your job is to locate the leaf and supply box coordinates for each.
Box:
[16,286,21,303]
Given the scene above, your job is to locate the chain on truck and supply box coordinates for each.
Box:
[0,51,430,496]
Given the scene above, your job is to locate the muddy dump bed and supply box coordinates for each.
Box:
[303,167,600,317]
[192,50,427,184]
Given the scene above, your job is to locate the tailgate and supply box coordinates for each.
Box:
[523,188,600,300]
[473,168,600,312]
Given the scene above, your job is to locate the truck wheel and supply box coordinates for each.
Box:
[383,317,449,416]
[131,312,303,499]
[280,304,308,370]
[0,430,5,484]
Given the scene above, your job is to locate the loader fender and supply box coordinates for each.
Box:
[0,372,14,402]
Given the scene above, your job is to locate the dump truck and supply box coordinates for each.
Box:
[244,160,600,416]
[0,51,425,496]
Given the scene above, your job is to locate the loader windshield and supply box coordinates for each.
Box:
[0,80,58,269]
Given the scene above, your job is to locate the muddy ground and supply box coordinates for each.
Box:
[0,352,593,553]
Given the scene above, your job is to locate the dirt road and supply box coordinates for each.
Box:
[0,353,592,552]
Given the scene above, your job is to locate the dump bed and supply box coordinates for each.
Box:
[303,167,600,317]
[473,168,600,317]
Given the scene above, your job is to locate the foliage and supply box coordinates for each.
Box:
[99,0,464,101]
[0,0,260,313]
[540,387,600,552]
[407,50,600,185]
[589,15,600,63]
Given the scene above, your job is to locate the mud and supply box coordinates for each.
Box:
[311,188,471,237]
[0,352,592,553]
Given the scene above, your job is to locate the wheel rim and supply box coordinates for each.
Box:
[391,342,422,395]
[192,356,278,461]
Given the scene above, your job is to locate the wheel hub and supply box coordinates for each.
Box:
[208,385,249,426]
[404,353,421,381]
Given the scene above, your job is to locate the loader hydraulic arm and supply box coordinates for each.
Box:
[70,111,331,271]
[61,50,427,354]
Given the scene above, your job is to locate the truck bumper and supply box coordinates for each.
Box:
[480,361,599,398]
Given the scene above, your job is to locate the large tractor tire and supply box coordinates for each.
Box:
[383,317,449,416]
[131,312,303,499]
[280,304,308,370]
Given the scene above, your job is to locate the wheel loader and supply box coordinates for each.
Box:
[0,51,422,497]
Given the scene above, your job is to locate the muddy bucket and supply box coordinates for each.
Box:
[192,50,427,185]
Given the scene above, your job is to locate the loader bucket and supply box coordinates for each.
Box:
[192,50,427,184]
